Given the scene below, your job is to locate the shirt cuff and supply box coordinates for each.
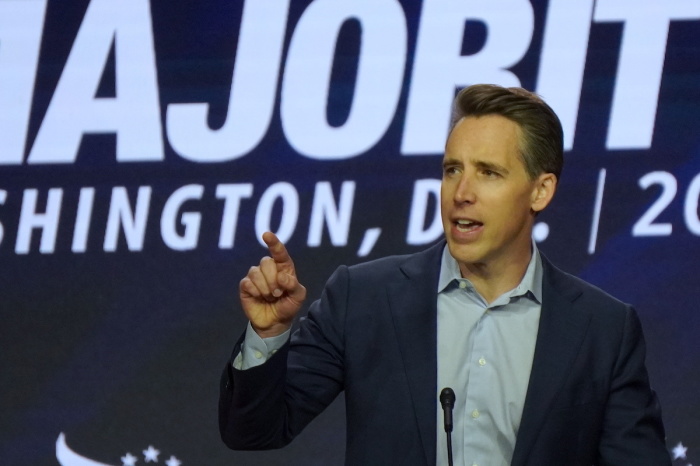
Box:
[232,322,290,370]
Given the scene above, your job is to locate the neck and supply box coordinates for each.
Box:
[459,244,533,304]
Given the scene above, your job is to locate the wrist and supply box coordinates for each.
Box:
[251,321,291,339]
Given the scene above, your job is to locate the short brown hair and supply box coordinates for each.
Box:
[452,84,563,180]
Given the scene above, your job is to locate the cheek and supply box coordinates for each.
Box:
[440,180,450,197]
[485,190,531,223]
[440,185,451,209]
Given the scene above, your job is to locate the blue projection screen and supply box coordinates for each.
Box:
[1,0,699,464]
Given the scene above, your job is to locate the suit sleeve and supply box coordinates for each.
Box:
[218,266,349,450]
[596,306,671,465]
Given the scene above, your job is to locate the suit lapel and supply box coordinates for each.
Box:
[386,242,443,466]
[510,257,592,466]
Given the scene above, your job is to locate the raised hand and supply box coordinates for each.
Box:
[239,232,307,338]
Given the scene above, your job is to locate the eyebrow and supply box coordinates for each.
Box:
[473,160,509,175]
[442,157,462,168]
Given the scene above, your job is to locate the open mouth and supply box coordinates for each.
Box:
[455,219,483,232]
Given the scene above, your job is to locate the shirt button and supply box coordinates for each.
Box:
[254,350,263,359]
[478,357,486,366]
[459,281,467,289]
[471,409,480,419]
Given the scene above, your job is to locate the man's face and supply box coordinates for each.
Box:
[441,115,552,274]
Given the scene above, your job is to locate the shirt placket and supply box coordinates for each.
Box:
[462,304,493,466]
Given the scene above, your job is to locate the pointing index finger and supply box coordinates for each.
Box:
[262,232,293,267]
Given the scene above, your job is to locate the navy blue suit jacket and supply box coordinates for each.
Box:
[219,242,670,465]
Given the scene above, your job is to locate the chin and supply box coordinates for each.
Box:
[446,242,485,265]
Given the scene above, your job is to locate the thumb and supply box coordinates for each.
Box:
[278,271,306,302]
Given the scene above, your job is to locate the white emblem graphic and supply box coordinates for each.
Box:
[56,433,182,466]
[673,441,688,460]
[56,434,111,466]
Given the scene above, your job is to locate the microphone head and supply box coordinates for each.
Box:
[440,387,455,408]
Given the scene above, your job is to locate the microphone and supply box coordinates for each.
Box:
[440,387,455,466]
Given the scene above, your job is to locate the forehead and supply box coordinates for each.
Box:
[444,115,523,165]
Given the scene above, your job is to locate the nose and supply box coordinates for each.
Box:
[453,173,476,204]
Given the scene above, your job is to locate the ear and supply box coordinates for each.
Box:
[530,173,557,213]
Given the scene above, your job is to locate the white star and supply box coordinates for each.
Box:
[122,452,138,466]
[165,456,181,466]
[673,441,688,460]
[143,445,160,462]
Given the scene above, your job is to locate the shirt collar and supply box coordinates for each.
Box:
[437,241,543,304]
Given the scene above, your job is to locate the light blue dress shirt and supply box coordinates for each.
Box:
[233,322,289,370]
[436,244,542,466]
[236,244,543,466]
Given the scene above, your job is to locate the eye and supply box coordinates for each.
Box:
[482,169,500,178]
[443,165,461,177]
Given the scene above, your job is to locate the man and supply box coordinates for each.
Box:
[219,84,670,465]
